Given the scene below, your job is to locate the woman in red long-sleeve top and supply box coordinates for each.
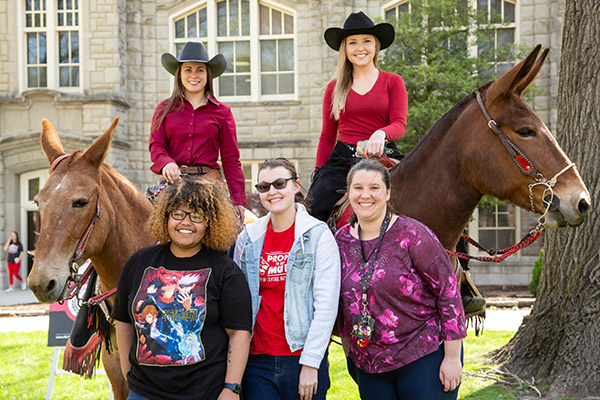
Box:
[150,41,246,217]
[308,11,407,223]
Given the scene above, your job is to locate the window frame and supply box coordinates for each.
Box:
[468,204,521,257]
[18,0,83,93]
[168,0,297,103]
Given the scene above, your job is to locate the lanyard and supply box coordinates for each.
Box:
[357,211,392,316]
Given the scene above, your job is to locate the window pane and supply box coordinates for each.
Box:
[71,31,79,62]
[272,9,282,34]
[479,231,496,249]
[187,13,197,37]
[490,0,501,23]
[385,9,395,20]
[236,75,250,95]
[198,8,207,37]
[26,0,32,11]
[260,5,269,35]
[39,33,46,63]
[261,74,276,95]
[66,11,72,26]
[60,66,69,86]
[27,33,38,64]
[261,40,276,72]
[497,230,515,248]
[399,3,408,12]
[176,43,185,57]
[71,66,79,86]
[35,13,41,27]
[67,0,72,9]
[39,66,47,87]
[229,0,239,36]
[479,210,495,227]
[219,42,234,72]
[236,41,250,72]
[58,12,64,26]
[175,18,185,38]
[284,13,293,34]
[26,14,33,27]
[278,39,293,71]
[477,0,488,23]
[34,0,40,11]
[242,0,250,35]
[75,12,78,25]
[504,1,515,23]
[279,73,294,94]
[28,178,39,202]
[59,32,69,63]
[28,67,38,87]
[220,76,234,96]
[217,1,227,36]
[496,62,513,76]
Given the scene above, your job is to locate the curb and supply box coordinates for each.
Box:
[0,309,49,317]
[486,298,535,308]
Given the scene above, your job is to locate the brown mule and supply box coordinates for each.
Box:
[28,118,155,400]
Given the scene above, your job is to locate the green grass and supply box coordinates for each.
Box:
[0,328,562,399]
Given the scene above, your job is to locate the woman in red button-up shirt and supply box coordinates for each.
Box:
[149,41,246,213]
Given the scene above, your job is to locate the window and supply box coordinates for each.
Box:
[477,0,516,76]
[384,0,409,20]
[171,1,296,101]
[22,0,81,90]
[468,204,519,255]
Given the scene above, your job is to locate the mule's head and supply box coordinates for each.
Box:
[471,45,590,228]
[27,118,118,303]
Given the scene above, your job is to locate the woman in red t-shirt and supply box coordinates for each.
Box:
[307,11,408,222]
[149,41,246,218]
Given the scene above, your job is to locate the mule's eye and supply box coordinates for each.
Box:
[72,200,89,208]
[516,128,536,137]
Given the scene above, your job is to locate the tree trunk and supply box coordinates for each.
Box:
[492,0,600,397]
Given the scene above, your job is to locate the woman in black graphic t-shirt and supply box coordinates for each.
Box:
[112,178,252,400]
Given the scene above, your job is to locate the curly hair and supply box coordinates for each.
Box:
[148,178,238,251]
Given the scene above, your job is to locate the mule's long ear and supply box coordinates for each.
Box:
[514,47,549,96]
[82,117,118,168]
[485,44,542,103]
[41,119,66,165]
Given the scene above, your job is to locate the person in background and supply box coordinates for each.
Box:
[308,11,407,223]
[4,231,25,291]
[149,41,246,220]
[336,159,466,400]
[112,178,252,400]
[234,158,340,400]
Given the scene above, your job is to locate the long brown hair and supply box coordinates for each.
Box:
[151,63,216,132]
[330,36,381,121]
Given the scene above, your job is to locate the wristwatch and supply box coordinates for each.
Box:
[224,383,242,394]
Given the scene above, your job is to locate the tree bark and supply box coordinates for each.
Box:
[493,0,600,397]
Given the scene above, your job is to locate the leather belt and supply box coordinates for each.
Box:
[180,165,214,175]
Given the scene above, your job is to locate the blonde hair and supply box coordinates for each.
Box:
[330,37,381,121]
[148,178,238,251]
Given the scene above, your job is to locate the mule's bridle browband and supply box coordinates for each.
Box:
[49,154,103,303]
[475,91,575,219]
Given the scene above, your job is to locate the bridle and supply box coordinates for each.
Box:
[447,92,577,263]
[49,154,103,303]
[475,91,575,231]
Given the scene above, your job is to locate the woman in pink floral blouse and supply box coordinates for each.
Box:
[335,159,466,400]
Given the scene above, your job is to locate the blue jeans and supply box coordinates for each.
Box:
[242,351,330,400]
[127,390,151,400]
[349,345,463,400]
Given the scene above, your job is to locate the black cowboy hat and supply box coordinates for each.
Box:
[161,41,227,78]
[324,11,395,51]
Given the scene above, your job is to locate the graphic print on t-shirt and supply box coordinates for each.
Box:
[133,266,211,366]
[259,251,290,284]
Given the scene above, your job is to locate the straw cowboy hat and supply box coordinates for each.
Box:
[161,41,227,78]
[324,11,395,51]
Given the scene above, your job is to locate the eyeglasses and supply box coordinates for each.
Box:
[170,209,204,223]
[255,177,297,193]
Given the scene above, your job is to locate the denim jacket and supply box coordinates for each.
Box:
[233,204,341,368]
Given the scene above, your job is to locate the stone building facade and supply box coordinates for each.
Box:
[0,0,566,287]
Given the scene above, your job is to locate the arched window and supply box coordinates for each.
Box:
[171,0,296,101]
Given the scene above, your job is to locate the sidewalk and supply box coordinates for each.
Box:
[0,286,40,307]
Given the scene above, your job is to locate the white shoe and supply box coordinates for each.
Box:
[5,287,14,293]
[21,282,27,290]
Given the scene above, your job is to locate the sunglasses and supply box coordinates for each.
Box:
[255,177,297,193]
[170,209,204,223]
